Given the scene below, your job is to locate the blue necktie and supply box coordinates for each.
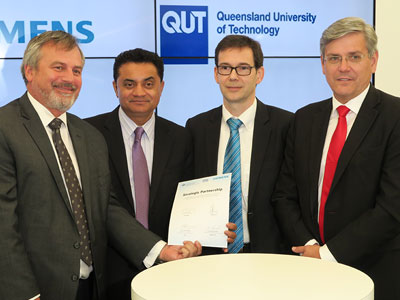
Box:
[223,118,244,253]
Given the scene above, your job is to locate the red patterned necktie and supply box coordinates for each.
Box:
[319,105,350,244]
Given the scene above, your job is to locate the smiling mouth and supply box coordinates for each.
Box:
[129,99,149,103]
[53,83,77,92]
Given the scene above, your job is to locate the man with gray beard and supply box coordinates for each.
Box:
[0,30,201,300]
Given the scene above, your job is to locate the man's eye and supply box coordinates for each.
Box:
[349,55,362,62]
[239,66,250,71]
[221,66,231,70]
[328,56,340,62]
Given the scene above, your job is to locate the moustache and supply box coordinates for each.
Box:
[52,82,77,92]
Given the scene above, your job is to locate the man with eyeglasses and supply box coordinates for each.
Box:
[273,17,400,299]
[186,35,293,255]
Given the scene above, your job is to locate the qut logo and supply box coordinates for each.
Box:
[162,10,206,34]
[160,5,208,64]
[0,20,94,44]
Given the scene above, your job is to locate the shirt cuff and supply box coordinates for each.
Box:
[28,294,40,300]
[305,239,319,246]
[319,244,337,262]
[143,240,167,268]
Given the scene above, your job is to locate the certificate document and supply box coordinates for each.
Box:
[168,174,231,248]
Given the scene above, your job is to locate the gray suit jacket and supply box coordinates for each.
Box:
[0,93,161,300]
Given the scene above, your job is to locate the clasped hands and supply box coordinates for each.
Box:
[159,222,237,260]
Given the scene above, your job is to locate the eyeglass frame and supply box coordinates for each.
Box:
[216,64,256,76]
[323,53,366,65]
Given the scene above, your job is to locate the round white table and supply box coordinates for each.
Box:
[131,253,374,300]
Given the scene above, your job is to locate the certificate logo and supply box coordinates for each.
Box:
[160,5,208,64]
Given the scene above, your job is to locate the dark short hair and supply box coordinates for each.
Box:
[215,35,264,69]
[113,48,164,82]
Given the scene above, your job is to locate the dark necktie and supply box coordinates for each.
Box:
[319,105,350,243]
[223,118,244,253]
[48,118,93,266]
[132,127,150,229]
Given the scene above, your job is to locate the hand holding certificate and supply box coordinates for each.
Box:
[168,174,231,248]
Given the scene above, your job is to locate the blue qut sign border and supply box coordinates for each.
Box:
[160,5,208,65]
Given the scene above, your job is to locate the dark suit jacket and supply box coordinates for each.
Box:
[0,94,161,300]
[186,99,293,253]
[273,86,400,300]
[85,107,192,299]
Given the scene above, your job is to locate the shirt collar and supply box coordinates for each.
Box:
[222,98,257,128]
[118,106,155,141]
[27,91,68,128]
[331,84,370,116]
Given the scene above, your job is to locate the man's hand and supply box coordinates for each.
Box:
[159,241,202,261]
[222,222,237,253]
[292,245,321,259]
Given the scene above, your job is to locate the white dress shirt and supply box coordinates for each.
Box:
[312,85,369,261]
[217,99,257,244]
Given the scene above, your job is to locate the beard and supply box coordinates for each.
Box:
[40,82,79,113]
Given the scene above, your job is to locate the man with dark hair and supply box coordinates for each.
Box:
[0,32,201,300]
[273,17,400,299]
[186,35,293,254]
[86,48,234,299]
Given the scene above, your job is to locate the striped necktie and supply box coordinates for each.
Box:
[223,117,244,253]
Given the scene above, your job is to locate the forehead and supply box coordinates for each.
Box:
[118,62,159,80]
[325,32,367,55]
[38,42,83,66]
[218,47,254,65]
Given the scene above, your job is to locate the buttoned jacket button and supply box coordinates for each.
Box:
[71,274,79,281]
[73,242,80,249]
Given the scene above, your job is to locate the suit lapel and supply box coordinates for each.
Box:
[309,100,332,217]
[19,94,74,217]
[331,87,379,191]
[150,117,173,209]
[248,100,271,207]
[205,107,222,175]
[104,108,134,212]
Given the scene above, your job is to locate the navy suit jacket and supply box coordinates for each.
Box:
[86,107,192,299]
[273,86,400,300]
[186,99,293,253]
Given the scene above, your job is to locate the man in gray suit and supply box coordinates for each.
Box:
[0,30,200,300]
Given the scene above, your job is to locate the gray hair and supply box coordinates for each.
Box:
[21,30,85,84]
[320,17,377,58]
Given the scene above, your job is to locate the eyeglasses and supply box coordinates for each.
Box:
[217,65,255,76]
[324,54,365,65]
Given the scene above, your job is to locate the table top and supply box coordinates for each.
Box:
[131,253,374,300]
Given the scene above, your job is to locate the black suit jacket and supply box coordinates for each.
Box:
[85,107,192,299]
[273,86,400,300]
[186,99,293,253]
[0,94,161,300]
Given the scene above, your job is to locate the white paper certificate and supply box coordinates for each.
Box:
[168,174,231,248]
